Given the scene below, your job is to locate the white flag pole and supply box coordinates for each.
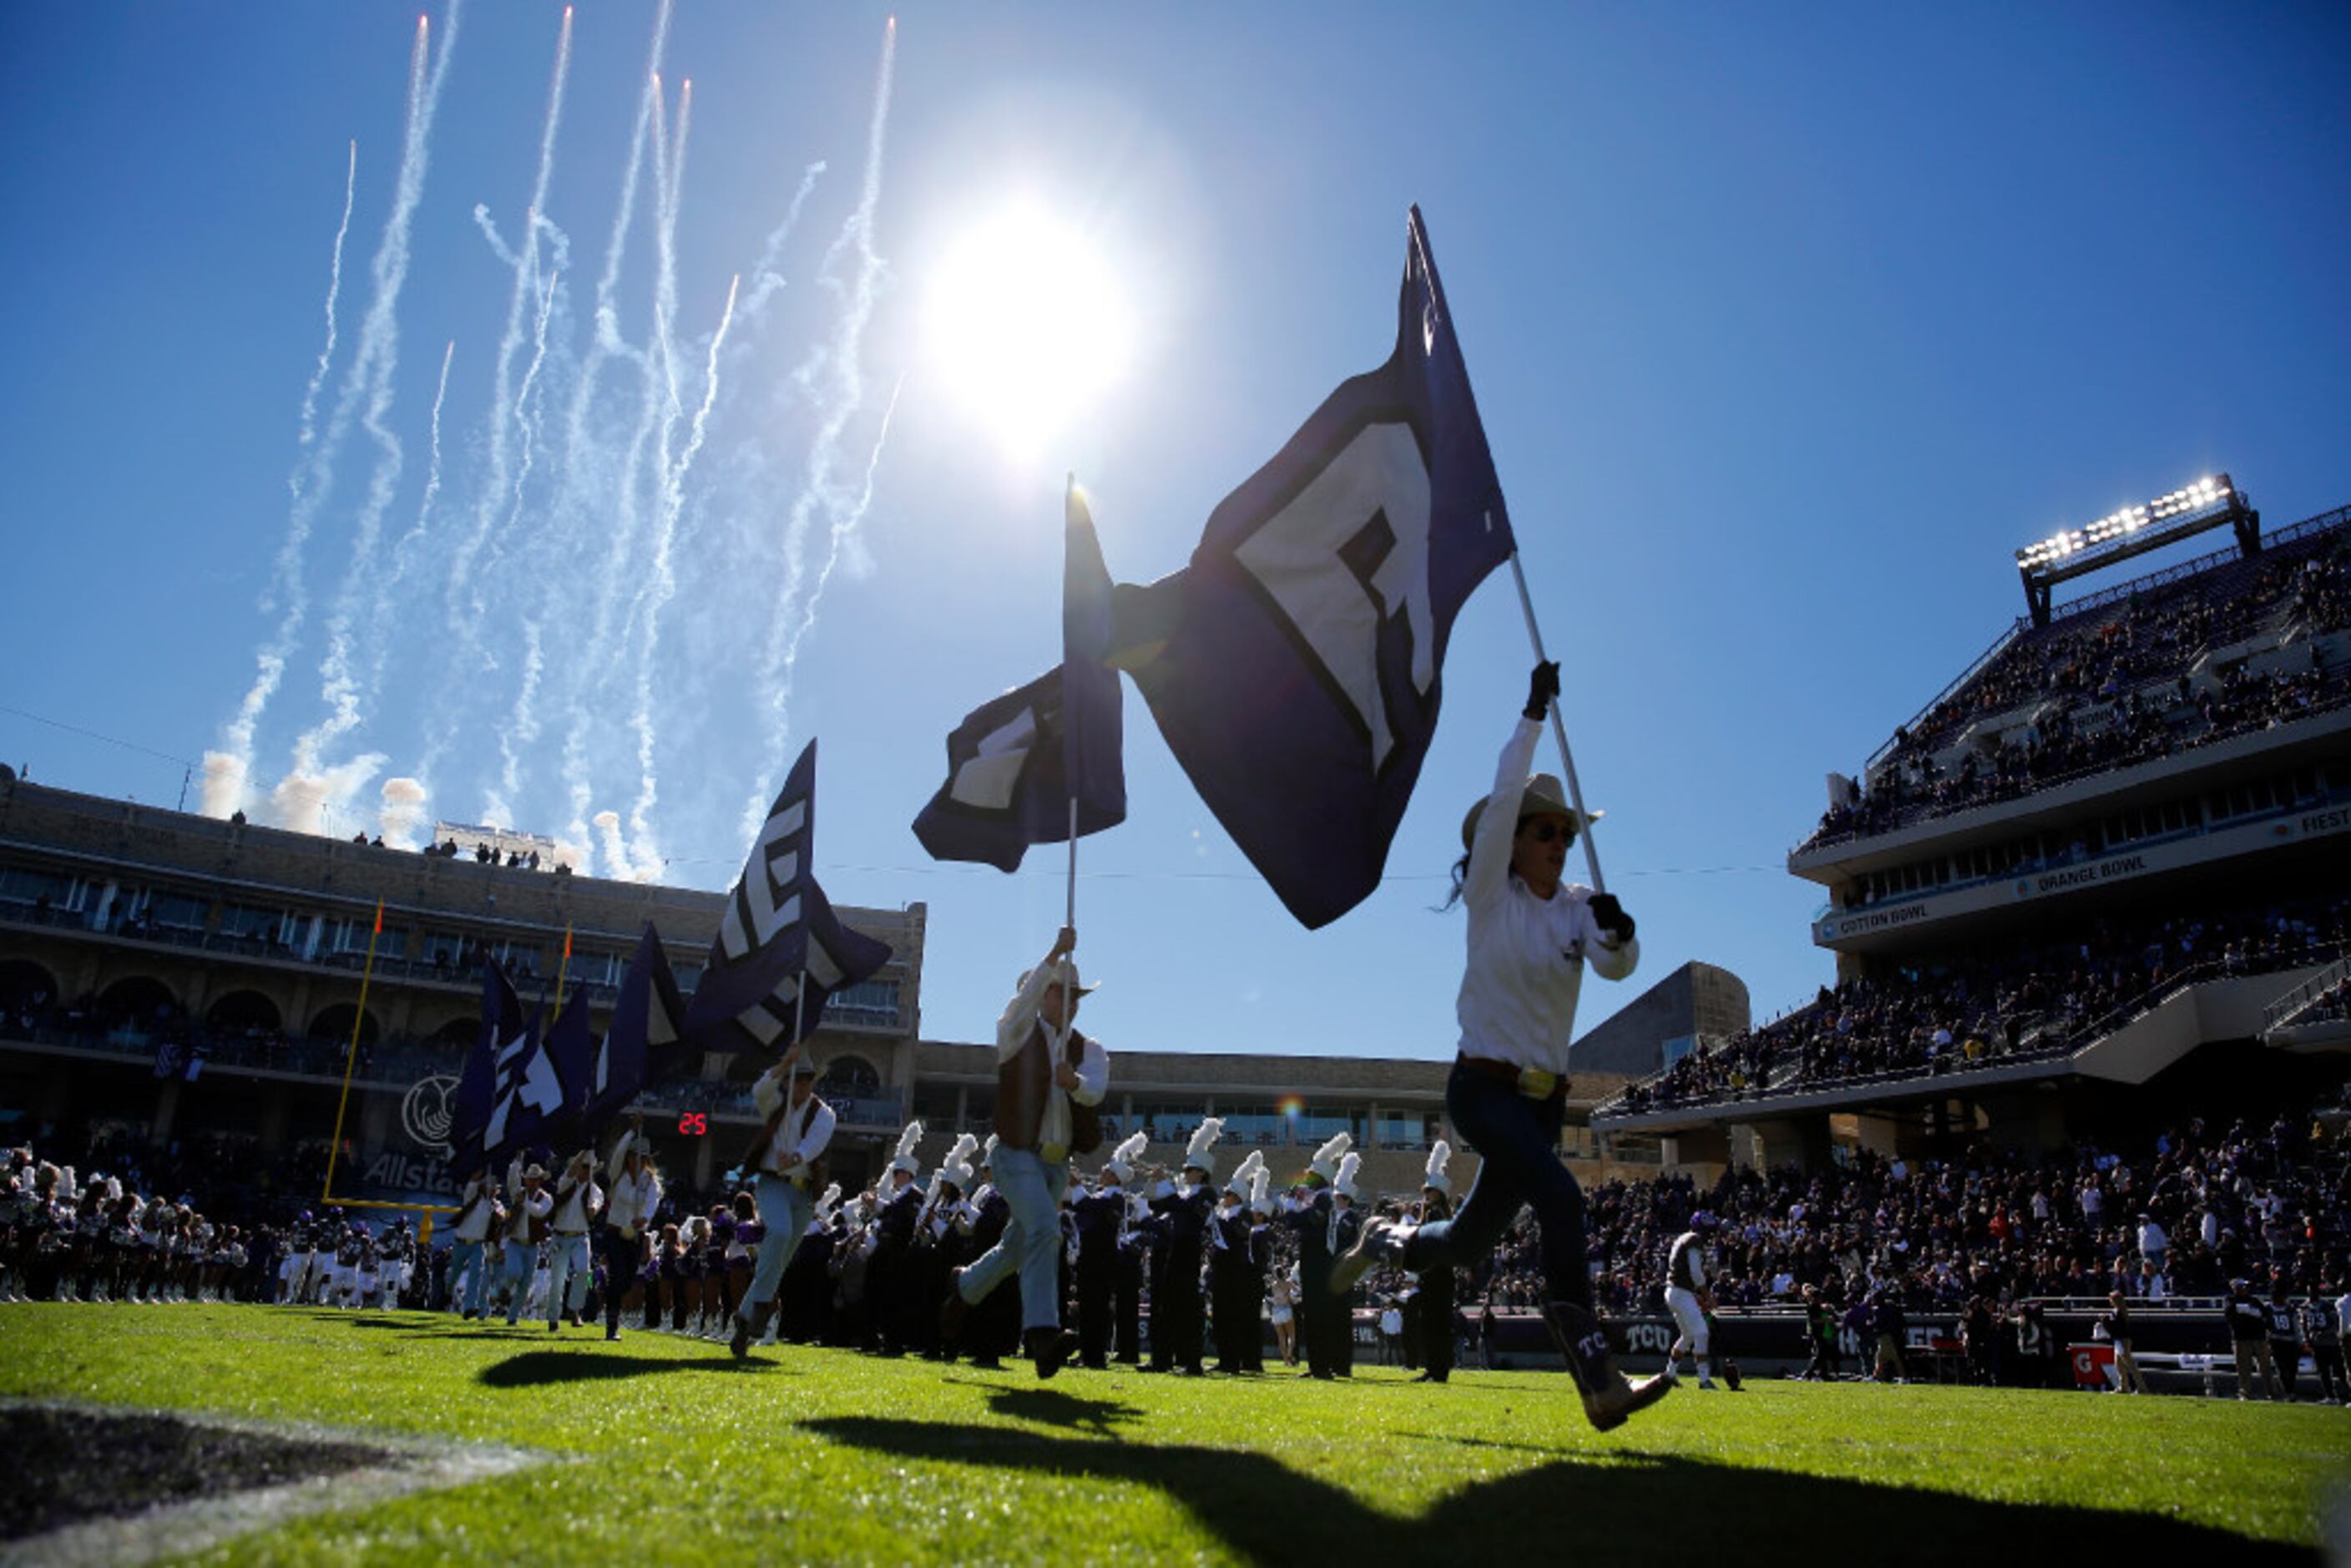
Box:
[1507,550,1606,895]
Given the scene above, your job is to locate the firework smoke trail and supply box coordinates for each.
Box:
[417,4,574,797]
[736,160,827,323]
[737,17,897,841]
[295,141,357,453]
[291,5,482,785]
[553,5,670,857]
[488,261,570,826]
[365,339,454,726]
[205,5,462,821]
[623,271,741,881]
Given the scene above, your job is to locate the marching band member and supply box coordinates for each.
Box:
[600,1115,663,1341]
[940,926,1108,1381]
[1412,1143,1458,1382]
[1073,1134,1145,1368]
[1211,1151,1266,1374]
[728,1044,837,1358]
[1283,1135,1350,1378]
[1332,660,1666,1431]
[960,1139,1018,1368]
[1322,1154,1363,1378]
[870,1122,928,1355]
[1145,1121,1222,1376]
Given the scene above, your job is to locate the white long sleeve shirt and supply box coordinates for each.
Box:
[499,1163,552,1245]
[752,1072,837,1177]
[997,961,1109,1152]
[549,1167,601,1235]
[603,1131,662,1238]
[451,1175,497,1243]
[1455,717,1639,1075]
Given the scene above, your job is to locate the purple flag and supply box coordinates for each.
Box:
[689,740,893,1055]
[1123,207,1515,928]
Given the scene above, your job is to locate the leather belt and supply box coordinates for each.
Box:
[1457,1054,1567,1102]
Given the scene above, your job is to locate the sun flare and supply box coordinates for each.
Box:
[925,198,1135,465]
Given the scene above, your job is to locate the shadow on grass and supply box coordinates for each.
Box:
[938,1380,1145,1436]
[479,1350,784,1388]
[801,1417,2315,1566]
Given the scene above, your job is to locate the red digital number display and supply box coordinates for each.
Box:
[676,1111,709,1137]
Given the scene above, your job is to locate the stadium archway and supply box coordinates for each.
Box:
[205,989,283,1034]
[0,959,59,1010]
[429,1015,479,1047]
[99,974,178,1028]
[307,1003,380,1045]
[819,1054,882,1096]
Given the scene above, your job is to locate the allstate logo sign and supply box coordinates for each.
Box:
[402,1073,460,1160]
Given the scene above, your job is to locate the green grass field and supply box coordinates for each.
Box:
[2,1303,2345,1565]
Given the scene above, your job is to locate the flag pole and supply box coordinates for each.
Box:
[323,899,386,1202]
[554,924,573,1009]
[1506,553,1606,895]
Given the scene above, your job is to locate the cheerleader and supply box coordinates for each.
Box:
[1268,1264,1301,1368]
[726,1191,766,1334]
[1332,662,1666,1432]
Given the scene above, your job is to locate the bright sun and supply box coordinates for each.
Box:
[925,199,1135,465]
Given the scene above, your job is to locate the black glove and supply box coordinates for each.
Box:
[1523,660,1561,721]
[1587,893,1636,943]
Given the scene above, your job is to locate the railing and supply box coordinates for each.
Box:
[0,900,915,1035]
[1858,618,2028,777]
[2264,957,2351,1030]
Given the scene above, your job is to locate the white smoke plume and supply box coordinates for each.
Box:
[200,748,253,821]
[270,751,388,838]
[377,776,428,848]
[423,3,574,787]
[591,809,630,881]
[739,17,897,841]
[368,337,455,711]
[296,140,358,452]
[216,4,462,817]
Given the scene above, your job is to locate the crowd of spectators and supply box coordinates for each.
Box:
[1610,894,2350,1116]
[1574,1103,2349,1323]
[1807,528,2350,847]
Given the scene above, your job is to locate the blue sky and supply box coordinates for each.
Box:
[3,2,2347,1065]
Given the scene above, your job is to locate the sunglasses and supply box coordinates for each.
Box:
[1520,820,1571,844]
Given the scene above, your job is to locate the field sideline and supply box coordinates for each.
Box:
[1,1303,2343,1565]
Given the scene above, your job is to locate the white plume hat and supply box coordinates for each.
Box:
[1249,1166,1274,1216]
[1333,1151,1362,1201]
[979,1134,999,1171]
[1226,1150,1265,1196]
[1102,1130,1147,1186]
[890,1120,925,1176]
[1307,1133,1352,1184]
[939,1132,978,1193]
[1423,1140,1454,1197]
[1182,1117,1226,1177]
[814,1182,842,1226]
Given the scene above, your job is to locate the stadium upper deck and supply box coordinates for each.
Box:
[1593,484,2351,1163]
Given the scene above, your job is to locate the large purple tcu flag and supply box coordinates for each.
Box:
[1120,208,1515,928]
[913,482,1127,870]
[548,925,688,1131]
[451,960,559,1171]
[689,740,892,1055]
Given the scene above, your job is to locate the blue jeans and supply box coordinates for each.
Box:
[544,1232,591,1321]
[448,1237,492,1315]
[501,1240,537,1324]
[1404,1060,1590,1311]
[743,1174,813,1314]
[958,1146,1069,1333]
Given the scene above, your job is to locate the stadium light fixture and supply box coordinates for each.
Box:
[2012,473,2252,626]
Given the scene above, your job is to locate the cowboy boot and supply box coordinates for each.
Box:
[1543,1299,1672,1433]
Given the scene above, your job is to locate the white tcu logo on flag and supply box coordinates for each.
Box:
[1232,421,1434,771]
[720,800,807,961]
[948,707,1039,811]
[484,1026,563,1152]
